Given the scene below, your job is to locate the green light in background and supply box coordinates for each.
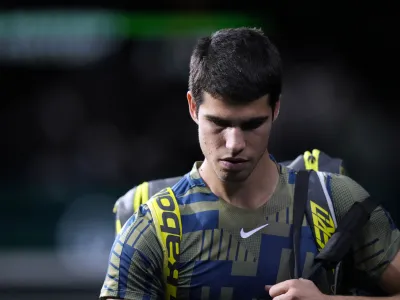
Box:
[115,12,267,38]
[0,10,270,39]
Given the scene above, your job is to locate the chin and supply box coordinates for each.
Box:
[217,171,251,183]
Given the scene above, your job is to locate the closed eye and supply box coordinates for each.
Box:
[241,118,267,131]
[205,115,269,130]
[212,119,231,128]
[205,115,232,128]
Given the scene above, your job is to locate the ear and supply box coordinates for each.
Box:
[273,97,281,122]
[187,91,199,124]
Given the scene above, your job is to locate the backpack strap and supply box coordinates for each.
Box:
[133,177,183,213]
[305,171,337,250]
[133,182,149,213]
[303,171,338,292]
[290,170,311,279]
[147,187,182,300]
[304,172,380,294]
[114,177,183,235]
[114,186,143,235]
[291,170,338,277]
[314,196,378,263]
[307,197,379,279]
[148,177,182,199]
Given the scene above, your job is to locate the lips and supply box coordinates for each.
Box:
[221,158,248,163]
[219,158,249,171]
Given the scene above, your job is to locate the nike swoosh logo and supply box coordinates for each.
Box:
[240,223,269,238]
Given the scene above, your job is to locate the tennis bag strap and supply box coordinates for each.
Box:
[147,187,182,300]
[293,170,380,294]
[291,170,311,279]
[291,170,340,292]
[133,177,183,213]
[306,196,379,287]
[114,177,182,235]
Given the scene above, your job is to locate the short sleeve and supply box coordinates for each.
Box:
[100,205,164,300]
[329,174,400,281]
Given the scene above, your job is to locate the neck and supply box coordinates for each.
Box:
[199,152,279,209]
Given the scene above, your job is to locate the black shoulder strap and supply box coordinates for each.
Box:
[290,170,311,279]
[305,171,337,252]
[306,196,379,287]
[291,170,339,280]
[291,168,381,292]
[312,196,379,267]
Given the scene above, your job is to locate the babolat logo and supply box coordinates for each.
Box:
[151,188,182,299]
[310,200,335,250]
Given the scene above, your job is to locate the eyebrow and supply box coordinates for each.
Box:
[204,115,269,127]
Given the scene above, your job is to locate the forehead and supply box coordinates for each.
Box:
[199,92,271,119]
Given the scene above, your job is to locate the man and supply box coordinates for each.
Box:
[100,28,400,300]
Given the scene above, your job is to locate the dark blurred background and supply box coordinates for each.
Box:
[1,2,399,299]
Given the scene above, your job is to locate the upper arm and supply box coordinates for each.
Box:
[330,174,400,293]
[100,205,164,300]
[354,206,400,294]
[379,249,400,294]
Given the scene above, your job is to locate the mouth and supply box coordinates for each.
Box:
[219,158,249,170]
[220,157,248,163]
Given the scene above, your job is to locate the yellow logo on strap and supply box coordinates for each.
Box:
[310,200,335,250]
[147,188,182,300]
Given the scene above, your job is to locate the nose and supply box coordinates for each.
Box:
[225,127,246,155]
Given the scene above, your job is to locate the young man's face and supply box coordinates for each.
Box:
[188,91,279,182]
